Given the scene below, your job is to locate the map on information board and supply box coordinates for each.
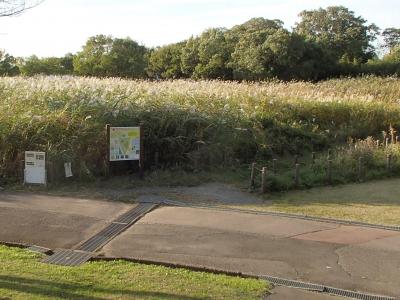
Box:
[109,127,140,161]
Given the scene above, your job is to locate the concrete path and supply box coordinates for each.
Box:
[0,192,131,249]
[103,206,400,298]
[0,191,398,299]
[267,286,345,300]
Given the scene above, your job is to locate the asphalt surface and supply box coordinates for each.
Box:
[103,206,400,298]
[267,286,346,300]
[0,191,399,299]
[0,192,131,249]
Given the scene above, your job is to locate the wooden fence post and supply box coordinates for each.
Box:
[294,163,300,187]
[272,159,277,175]
[358,157,363,182]
[154,151,159,169]
[327,159,332,184]
[390,128,396,144]
[294,154,299,165]
[387,154,392,172]
[261,167,267,194]
[249,162,256,190]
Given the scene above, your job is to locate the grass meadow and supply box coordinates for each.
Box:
[2,75,400,189]
[0,245,267,299]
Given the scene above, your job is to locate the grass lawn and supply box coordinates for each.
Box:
[0,246,268,300]
[229,178,400,226]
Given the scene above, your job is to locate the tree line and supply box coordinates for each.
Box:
[1,6,400,81]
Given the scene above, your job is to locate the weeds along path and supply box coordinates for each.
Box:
[2,76,400,184]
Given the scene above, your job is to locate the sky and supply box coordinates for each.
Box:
[0,0,399,57]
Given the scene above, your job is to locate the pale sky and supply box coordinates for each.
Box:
[0,0,399,57]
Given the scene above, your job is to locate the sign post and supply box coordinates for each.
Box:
[106,125,143,178]
[105,124,110,178]
[139,124,144,178]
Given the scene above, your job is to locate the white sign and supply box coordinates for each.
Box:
[109,127,140,161]
[24,151,46,185]
[64,162,73,178]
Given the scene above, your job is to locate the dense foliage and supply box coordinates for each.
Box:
[2,6,400,80]
[295,6,379,63]
[0,50,19,76]
[1,76,400,184]
[19,54,73,76]
[73,35,148,78]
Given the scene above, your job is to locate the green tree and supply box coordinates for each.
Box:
[193,28,232,79]
[226,18,291,80]
[147,42,184,79]
[180,36,200,78]
[19,54,73,76]
[73,35,147,78]
[60,53,74,73]
[383,46,400,62]
[295,6,379,63]
[382,28,400,53]
[0,50,19,76]
[101,37,147,78]
[73,35,113,76]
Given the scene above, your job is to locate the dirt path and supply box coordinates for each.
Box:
[134,182,268,205]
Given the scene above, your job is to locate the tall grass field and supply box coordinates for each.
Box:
[1,76,400,186]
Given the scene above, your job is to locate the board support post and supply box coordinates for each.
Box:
[105,124,111,178]
[139,123,144,179]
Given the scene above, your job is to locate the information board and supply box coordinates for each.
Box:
[24,151,46,185]
[109,127,140,161]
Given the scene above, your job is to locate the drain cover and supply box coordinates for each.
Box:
[113,203,157,224]
[42,249,94,266]
[77,203,158,253]
[261,276,324,292]
[42,202,158,266]
[260,275,396,300]
[77,222,128,252]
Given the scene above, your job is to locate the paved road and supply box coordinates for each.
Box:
[0,192,131,249]
[103,206,400,298]
[0,192,398,299]
[267,286,345,299]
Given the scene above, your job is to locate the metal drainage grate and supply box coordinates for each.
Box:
[77,222,128,252]
[42,249,93,266]
[77,203,158,253]
[42,203,158,266]
[261,275,324,292]
[113,203,158,224]
[261,275,396,300]
[324,286,396,300]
